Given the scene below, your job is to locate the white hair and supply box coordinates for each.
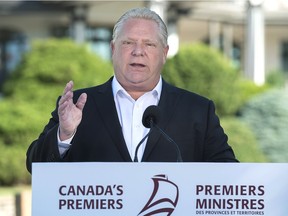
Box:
[112,7,168,47]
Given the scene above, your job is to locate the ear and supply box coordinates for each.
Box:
[163,45,169,62]
[110,41,115,55]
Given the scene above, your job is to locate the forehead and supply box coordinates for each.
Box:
[120,18,159,39]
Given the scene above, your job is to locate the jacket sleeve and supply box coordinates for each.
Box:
[203,100,238,162]
[26,101,63,174]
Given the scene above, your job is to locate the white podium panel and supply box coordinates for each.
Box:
[32,162,288,216]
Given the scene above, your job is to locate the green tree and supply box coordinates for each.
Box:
[0,39,113,185]
[239,88,288,162]
[162,43,267,162]
[221,117,267,162]
[162,43,242,116]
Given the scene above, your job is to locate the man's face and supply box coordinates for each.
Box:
[111,18,169,94]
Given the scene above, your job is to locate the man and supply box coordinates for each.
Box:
[26,8,238,173]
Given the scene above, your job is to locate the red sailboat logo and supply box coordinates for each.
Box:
[138,174,179,216]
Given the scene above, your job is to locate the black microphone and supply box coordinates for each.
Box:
[134,105,183,162]
[144,106,183,162]
[142,105,161,128]
[133,106,160,162]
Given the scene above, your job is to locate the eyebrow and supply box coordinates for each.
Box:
[124,37,158,44]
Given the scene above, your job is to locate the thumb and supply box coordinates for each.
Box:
[76,93,87,111]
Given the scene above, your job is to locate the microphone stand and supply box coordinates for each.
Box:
[152,123,183,162]
[134,117,183,162]
[133,119,154,162]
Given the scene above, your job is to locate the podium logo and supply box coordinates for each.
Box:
[138,174,179,216]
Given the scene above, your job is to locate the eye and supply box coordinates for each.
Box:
[146,42,156,47]
[122,40,133,45]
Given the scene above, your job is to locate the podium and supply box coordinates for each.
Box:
[32,162,288,216]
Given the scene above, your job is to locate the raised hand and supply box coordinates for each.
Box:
[58,81,87,141]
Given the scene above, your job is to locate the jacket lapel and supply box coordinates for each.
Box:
[142,79,181,161]
[89,78,181,162]
[91,78,132,162]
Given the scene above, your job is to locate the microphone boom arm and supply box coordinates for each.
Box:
[133,126,153,162]
[134,105,183,163]
[152,123,183,162]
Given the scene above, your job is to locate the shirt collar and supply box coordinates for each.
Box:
[112,76,162,100]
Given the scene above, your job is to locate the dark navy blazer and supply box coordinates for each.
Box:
[26,77,238,173]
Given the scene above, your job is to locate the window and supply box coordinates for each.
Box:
[86,27,112,60]
[51,26,112,61]
[281,41,288,72]
[0,29,27,88]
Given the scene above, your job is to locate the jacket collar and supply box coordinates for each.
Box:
[92,77,181,162]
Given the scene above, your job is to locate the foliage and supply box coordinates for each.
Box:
[239,88,288,162]
[0,39,113,185]
[162,42,270,161]
[221,117,268,162]
[0,145,30,185]
[266,69,287,88]
[237,79,269,106]
[162,43,242,116]
[3,39,113,99]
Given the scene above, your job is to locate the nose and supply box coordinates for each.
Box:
[131,43,145,56]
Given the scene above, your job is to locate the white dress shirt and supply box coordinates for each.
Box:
[58,76,162,161]
[112,77,161,161]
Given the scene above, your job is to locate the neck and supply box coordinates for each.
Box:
[127,90,147,100]
[113,76,161,100]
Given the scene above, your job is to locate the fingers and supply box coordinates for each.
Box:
[76,93,87,111]
[61,81,73,99]
[57,81,86,140]
[58,81,73,118]
[59,81,73,106]
[63,80,73,95]
[58,81,87,114]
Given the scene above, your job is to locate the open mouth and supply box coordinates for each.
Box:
[130,63,146,68]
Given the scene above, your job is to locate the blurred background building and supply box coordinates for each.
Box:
[1,1,288,215]
[0,0,288,88]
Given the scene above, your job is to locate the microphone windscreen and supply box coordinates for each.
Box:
[142,105,161,128]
